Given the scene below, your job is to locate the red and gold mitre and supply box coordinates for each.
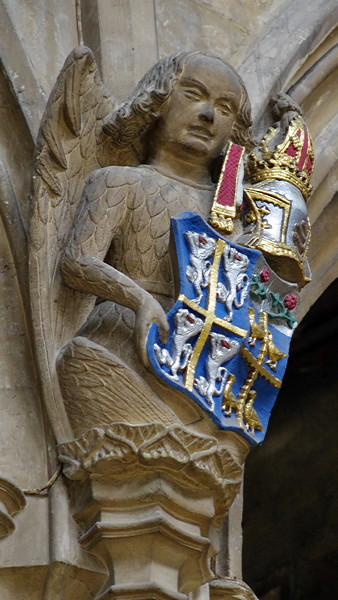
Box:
[246,116,314,200]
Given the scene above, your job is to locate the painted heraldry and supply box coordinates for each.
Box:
[29,47,313,457]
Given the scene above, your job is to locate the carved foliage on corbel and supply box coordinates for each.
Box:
[58,422,243,521]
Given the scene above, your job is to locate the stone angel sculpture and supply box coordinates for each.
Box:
[29,43,314,454]
[28,46,313,600]
[29,47,254,445]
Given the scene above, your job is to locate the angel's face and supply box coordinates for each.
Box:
[154,55,242,162]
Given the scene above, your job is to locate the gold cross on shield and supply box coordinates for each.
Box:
[178,238,247,392]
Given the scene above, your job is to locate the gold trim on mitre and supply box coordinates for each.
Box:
[244,188,291,244]
[243,235,311,287]
[246,117,314,200]
[240,184,312,288]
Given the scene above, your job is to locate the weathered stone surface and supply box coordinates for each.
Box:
[95,0,158,103]
[0,218,49,568]
[0,0,78,138]
[155,0,293,71]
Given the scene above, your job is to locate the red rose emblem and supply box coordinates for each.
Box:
[260,268,270,282]
[283,293,298,310]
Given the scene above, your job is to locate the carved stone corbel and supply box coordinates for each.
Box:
[59,423,248,600]
[209,578,258,600]
[0,475,26,539]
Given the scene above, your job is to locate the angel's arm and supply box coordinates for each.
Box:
[61,167,168,364]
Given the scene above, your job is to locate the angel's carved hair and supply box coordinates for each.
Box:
[103,51,253,161]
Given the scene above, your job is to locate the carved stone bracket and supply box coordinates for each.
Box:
[209,578,258,600]
[58,423,245,600]
[0,474,26,539]
[58,422,242,516]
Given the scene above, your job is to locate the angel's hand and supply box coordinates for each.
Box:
[135,293,169,368]
[271,92,302,119]
[270,92,302,135]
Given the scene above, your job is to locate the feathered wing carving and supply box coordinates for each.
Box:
[29,46,134,443]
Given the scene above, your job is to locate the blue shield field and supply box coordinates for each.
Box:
[147,212,298,445]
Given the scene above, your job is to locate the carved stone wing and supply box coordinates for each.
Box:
[29,46,133,442]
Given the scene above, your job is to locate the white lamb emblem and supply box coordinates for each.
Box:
[217,245,250,321]
[194,332,240,410]
[185,230,216,303]
[154,308,203,380]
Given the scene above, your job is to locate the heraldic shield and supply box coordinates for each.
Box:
[147,211,299,446]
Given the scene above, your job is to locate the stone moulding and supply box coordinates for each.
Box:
[0,474,26,538]
[95,583,188,600]
[58,422,243,523]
